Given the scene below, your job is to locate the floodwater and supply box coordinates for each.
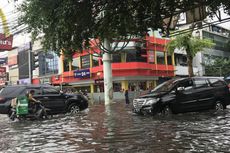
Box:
[1,102,230,153]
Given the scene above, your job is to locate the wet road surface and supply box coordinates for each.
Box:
[1,102,230,153]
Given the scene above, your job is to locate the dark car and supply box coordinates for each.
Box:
[0,84,88,116]
[133,77,230,115]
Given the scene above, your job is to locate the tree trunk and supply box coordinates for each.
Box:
[187,56,194,77]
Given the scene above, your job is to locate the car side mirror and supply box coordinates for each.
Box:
[177,87,185,93]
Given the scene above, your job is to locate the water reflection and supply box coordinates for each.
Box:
[0,103,230,152]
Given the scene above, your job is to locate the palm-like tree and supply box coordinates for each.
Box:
[166,33,214,77]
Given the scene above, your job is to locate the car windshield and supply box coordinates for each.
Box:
[0,86,26,97]
[152,79,178,93]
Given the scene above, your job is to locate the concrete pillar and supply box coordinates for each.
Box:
[121,80,128,90]
[103,38,113,105]
[153,80,157,88]
[90,83,94,93]
[146,81,151,89]
[68,61,72,71]
[121,53,126,62]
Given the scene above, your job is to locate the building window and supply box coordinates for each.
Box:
[167,55,172,65]
[39,51,58,75]
[136,49,147,62]
[126,50,136,62]
[72,57,81,70]
[156,51,165,64]
[92,55,99,67]
[63,59,70,72]
[112,53,121,63]
[126,49,147,62]
[81,55,90,69]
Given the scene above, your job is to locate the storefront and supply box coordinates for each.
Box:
[32,36,175,93]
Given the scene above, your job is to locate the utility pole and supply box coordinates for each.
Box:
[103,38,113,105]
[28,42,32,84]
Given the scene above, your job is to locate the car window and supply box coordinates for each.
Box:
[193,78,209,88]
[177,79,193,91]
[43,87,60,94]
[0,86,26,97]
[208,78,225,87]
[152,79,178,93]
[26,88,42,95]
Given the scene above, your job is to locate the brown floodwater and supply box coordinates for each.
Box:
[0,102,230,153]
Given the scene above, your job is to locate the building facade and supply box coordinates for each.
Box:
[32,36,175,93]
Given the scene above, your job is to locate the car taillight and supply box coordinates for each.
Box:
[0,96,6,103]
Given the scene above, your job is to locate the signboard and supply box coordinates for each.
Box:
[74,69,90,79]
[0,67,7,85]
[8,55,17,66]
[0,33,13,51]
[0,57,7,64]
[95,79,104,84]
[81,55,90,69]
[148,50,155,63]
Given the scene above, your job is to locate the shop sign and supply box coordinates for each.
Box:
[74,69,90,78]
[95,79,104,84]
[8,55,17,66]
[0,67,6,72]
[0,58,7,64]
[148,50,155,63]
[40,77,51,84]
[0,34,13,51]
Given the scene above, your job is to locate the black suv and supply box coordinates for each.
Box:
[133,77,230,115]
[0,84,88,115]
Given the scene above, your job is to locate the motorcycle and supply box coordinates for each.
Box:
[9,96,48,121]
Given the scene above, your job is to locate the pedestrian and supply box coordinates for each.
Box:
[124,90,129,105]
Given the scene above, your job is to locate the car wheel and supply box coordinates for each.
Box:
[161,105,172,116]
[68,103,80,114]
[215,101,225,111]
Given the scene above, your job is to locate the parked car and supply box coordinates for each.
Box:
[0,84,88,116]
[133,77,230,115]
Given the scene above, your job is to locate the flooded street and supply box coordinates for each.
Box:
[1,102,230,153]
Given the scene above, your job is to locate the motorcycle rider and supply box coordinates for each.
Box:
[27,89,39,113]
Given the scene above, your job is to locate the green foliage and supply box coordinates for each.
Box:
[203,57,230,77]
[166,33,214,57]
[18,0,228,60]
[166,33,214,76]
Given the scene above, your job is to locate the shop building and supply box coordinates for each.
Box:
[32,36,175,93]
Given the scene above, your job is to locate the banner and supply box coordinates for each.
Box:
[0,33,13,50]
[74,69,90,79]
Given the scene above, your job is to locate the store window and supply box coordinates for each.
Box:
[81,55,90,69]
[113,82,121,92]
[72,57,81,70]
[156,51,165,64]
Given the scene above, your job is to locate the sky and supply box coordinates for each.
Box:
[0,0,28,57]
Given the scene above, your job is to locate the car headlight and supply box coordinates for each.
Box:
[144,98,159,105]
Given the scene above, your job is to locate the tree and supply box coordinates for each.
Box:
[18,0,226,104]
[203,56,230,77]
[166,33,214,77]
[18,0,228,58]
